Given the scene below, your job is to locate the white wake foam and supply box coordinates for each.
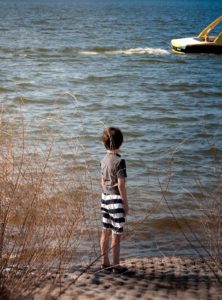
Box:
[80,51,99,56]
[107,48,169,55]
[80,47,169,56]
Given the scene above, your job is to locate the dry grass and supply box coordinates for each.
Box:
[191,178,222,266]
[159,139,222,281]
[0,108,99,299]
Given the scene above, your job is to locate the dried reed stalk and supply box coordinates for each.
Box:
[159,139,222,282]
[0,108,98,299]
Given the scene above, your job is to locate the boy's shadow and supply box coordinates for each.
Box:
[69,265,222,294]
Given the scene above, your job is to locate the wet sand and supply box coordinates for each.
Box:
[34,257,222,300]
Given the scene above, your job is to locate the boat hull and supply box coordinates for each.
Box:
[172,44,222,54]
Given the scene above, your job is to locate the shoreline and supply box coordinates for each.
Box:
[34,256,222,300]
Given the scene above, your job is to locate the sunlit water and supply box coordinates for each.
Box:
[0,0,222,258]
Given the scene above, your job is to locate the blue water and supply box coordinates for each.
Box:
[0,0,222,258]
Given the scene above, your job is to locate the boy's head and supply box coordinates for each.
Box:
[101,127,123,150]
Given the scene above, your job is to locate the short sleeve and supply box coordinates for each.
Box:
[116,159,127,178]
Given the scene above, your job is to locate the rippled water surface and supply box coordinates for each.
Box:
[0,0,222,257]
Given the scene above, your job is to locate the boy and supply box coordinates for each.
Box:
[100,127,129,273]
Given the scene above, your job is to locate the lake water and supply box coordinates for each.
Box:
[0,0,222,258]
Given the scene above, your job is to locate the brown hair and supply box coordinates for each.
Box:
[101,127,123,150]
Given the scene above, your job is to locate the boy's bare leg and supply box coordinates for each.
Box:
[100,229,111,266]
[111,233,121,267]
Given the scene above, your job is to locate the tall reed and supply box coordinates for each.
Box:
[0,108,98,299]
[159,138,222,280]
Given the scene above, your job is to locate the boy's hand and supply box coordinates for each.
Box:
[118,177,128,217]
[124,204,129,217]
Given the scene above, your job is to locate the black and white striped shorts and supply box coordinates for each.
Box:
[101,193,125,234]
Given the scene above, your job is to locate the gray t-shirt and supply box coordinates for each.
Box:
[101,153,127,195]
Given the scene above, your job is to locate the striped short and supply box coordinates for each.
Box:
[101,193,125,234]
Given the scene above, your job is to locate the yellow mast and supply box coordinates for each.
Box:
[198,15,222,38]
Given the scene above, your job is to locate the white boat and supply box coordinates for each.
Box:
[171,16,222,54]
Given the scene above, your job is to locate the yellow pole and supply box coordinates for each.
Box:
[197,15,222,38]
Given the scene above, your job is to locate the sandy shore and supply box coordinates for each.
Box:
[34,257,222,300]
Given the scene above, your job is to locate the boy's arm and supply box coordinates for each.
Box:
[101,176,104,188]
[118,177,128,217]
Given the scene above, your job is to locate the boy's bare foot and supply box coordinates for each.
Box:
[112,265,128,274]
[101,265,113,273]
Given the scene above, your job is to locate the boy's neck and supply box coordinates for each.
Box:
[107,149,119,154]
